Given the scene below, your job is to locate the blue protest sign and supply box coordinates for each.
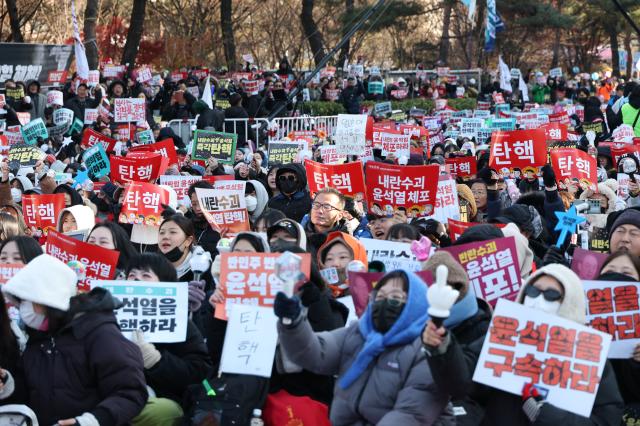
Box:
[82,144,110,179]
[20,118,48,145]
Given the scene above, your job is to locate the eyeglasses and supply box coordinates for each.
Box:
[524,285,562,302]
[371,290,406,305]
[278,175,297,182]
[311,202,341,213]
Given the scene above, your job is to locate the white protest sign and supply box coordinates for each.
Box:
[473,299,611,418]
[549,68,563,78]
[159,175,202,200]
[114,98,146,123]
[136,67,153,83]
[84,108,98,125]
[583,280,640,358]
[359,238,421,272]
[334,114,368,156]
[319,145,347,164]
[612,124,635,144]
[460,118,485,139]
[432,175,460,222]
[87,70,100,87]
[53,108,74,126]
[91,280,189,343]
[220,304,278,378]
[380,132,410,158]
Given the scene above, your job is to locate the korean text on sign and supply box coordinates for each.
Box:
[22,193,66,232]
[268,141,306,165]
[119,182,169,227]
[550,148,597,192]
[91,280,188,343]
[192,130,237,164]
[304,159,366,201]
[489,129,547,170]
[473,299,611,418]
[359,238,421,272]
[113,98,146,123]
[195,187,249,236]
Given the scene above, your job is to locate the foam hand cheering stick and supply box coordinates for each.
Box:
[427,265,459,327]
[410,236,432,262]
[275,252,305,325]
[190,246,212,282]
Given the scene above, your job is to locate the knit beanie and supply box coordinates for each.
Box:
[456,184,477,219]
[422,251,470,299]
[609,209,640,239]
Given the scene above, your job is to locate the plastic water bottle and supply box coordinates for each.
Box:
[250,409,264,426]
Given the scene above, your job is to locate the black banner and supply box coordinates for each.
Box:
[0,43,73,88]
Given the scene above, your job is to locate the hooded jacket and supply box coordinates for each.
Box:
[501,223,534,281]
[27,80,47,121]
[57,205,96,233]
[317,231,368,270]
[248,179,269,223]
[267,163,312,223]
[579,180,622,214]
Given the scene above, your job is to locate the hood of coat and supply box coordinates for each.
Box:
[579,180,618,214]
[66,287,123,339]
[317,231,367,269]
[248,179,269,221]
[501,223,534,280]
[275,163,308,195]
[11,176,34,191]
[57,205,96,233]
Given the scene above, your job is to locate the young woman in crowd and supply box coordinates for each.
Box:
[86,221,139,279]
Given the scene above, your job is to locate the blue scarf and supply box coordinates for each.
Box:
[442,287,478,328]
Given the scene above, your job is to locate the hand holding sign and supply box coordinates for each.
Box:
[553,205,586,248]
[427,265,459,327]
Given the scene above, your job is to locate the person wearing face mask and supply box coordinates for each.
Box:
[267,218,307,251]
[272,270,448,424]
[475,264,623,425]
[1,254,148,425]
[316,231,367,298]
[186,181,221,256]
[267,164,312,223]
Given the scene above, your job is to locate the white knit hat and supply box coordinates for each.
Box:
[2,254,78,311]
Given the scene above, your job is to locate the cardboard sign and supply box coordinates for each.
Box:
[129,138,179,167]
[119,182,169,227]
[20,118,48,145]
[46,90,63,106]
[365,162,439,217]
[195,187,250,236]
[220,305,278,378]
[8,144,45,168]
[359,238,421,273]
[84,108,98,125]
[192,130,237,164]
[540,122,568,142]
[473,299,611,418]
[583,280,640,358]
[432,175,460,223]
[215,252,312,320]
[445,156,477,178]
[443,237,521,306]
[550,148,597,191]
[47,70,68,84]
[571,248,607,280]
[304,159,366,201]
[22,193,66,232]
[91,280,188,343]
[268,141,306,165]
[46,230,119,292]
[114,98,146,123]
[110,151,166,184]
[80,128,117,153]
[159,175,202,200]
[82,143,110,178]
[335,114,368,156]
[319,145,347,164]
[489,129,547,170]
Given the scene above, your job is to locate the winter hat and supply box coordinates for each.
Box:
[11,176,33,191]
[455,224,504,246]
[500,223,534,280]
[429,154,445,165]
[422,251,469,298]
[456,184,477,219]
[609,209,640,239]
[267,219,307,251]
[192,100,208,114]
[2,254,78,311]
[516,264,585,324]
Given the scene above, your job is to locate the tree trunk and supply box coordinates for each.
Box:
[609,26,620,77]
[550,0,563,68]
[301,0,325,67]
[220,0,237,71]
[438,0,453,65]
[338,0,354,69]
[5,0,24,42]
[121,0,147,70]
[83,0,100,69]
[474,0,486,68]
[624,31,633,77]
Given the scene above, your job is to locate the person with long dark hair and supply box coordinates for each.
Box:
[86,222,138,279]
[0,236,43,265]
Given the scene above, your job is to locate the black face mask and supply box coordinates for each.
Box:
[597,271,637,282]
[163,246,184,263]
[371,299,405,334]
[279,178,298,194]
[95,198,111,213]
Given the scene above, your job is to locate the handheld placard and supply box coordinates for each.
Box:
[553,205,586,248]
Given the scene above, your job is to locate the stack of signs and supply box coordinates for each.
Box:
[583,280,640,358]
[334,114,368,156]
[443,236,521,306]
[550,148,597,191]
[195,187,249,235]
[159,175,202,200]
[82,144,110,178]
[91,280,188,343]
[215,252,311,320]
[268,141,306,165]
[473,299,611,418]
[304,160,366,201]
[8,145,45,169]
[489,129,547,172]
[22,193,66,234]
[46,230,119,292]
[119,182,169,226]
[359,238,421,272]
[114,98,146,123]
[20,118,48,145]
[192,130,237,164]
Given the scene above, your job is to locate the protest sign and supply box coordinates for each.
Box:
[82,143,110,178]
[359,238,421,272]
[119,182,169,227]
[102,64,126,78]
[212,180,246,193]
[489,129,547,170]
[22,193,65,233]
[16,112,29,125]
[4,129,22,146]
[549,111,570,126]
[20,118,48,145]
[46,90,63,106]
[365,162,439,217]
[47,70,67,84]
[129,138,179,166]
[0,264,24,285]
[87,70,100,86]
[47,230,119,292]
[0,94,4,109]
[610,144,640,168]
[490,118,516,131]
[335,114,368,156]
[220,305,278,378]
[460,118,485,138]
[195,187,250,236]
[589,227,610,253]
[582,121,606,138]
[571,248,607,280]
[445,156,477,178]
[84,108,98,125]
[268,141,306,165]
[159,175,202,200]
[114,98,146,122]
[324,89,340,101]
[65,117,84,137]
[319,145,347,164]
[432,175,460,222]
[380,132,410,157]
[373,102,392,117]
[540,122,568,142]
[136,129,155,145]
[8,144,45,168]
[215,252,311,320]
[91,280,188,343]
[550,148,597,192]
[473,299,611,418]
[583,280,640,358]
[135,66,153,83]
[549,67,563,78]
[443,237,521,306]
[305,160,366,201]
[192,130,237,163]
[80,128,117,152]
[612,124,635,143]
[110,152,166,184]
[6,86,24,99]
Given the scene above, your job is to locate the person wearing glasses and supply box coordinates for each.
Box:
[267,163,312,223]
[303,188,349,254]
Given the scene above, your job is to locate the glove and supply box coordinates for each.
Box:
[299,282,321,307]
[427,265,459,325]
[522,383,545,422]
[542,245,567,267]
[75,412,100,426]
[541,164,557,188]
[273,292,301,322]
[188,280,206,312]
[132,329,161,369]
[23,95,31,104]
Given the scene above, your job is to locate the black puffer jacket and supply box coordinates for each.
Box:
[267,163,312,223]
[21,288,147,426]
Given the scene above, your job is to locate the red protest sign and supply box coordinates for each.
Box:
[365,162,439,217]
[81,128,117,153]
[129,138,178,166]
[110,151,166,184]
[305,160,366,201]
[540,122,568,142]
[489,129,547,170]
[443,236,521,306]
[550,148,597,191]
[549,111,570,126]
[445,156,477,178]
[46,230,120,292]
[447,218,506,242]
[119,182,169,227]
[22,194,66,232]
[203,175,234,184]
[610,144,640,168]
[216,252,312,320]
[47,70,68,84]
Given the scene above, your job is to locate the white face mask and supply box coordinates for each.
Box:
[19,300,47,330]
[245,195,258,213]
[523,295,561,315]
[11,187,21,203]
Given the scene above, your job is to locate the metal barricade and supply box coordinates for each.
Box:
[271,115,339,140]
[222,118,270,150]
[167,119,196,145]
